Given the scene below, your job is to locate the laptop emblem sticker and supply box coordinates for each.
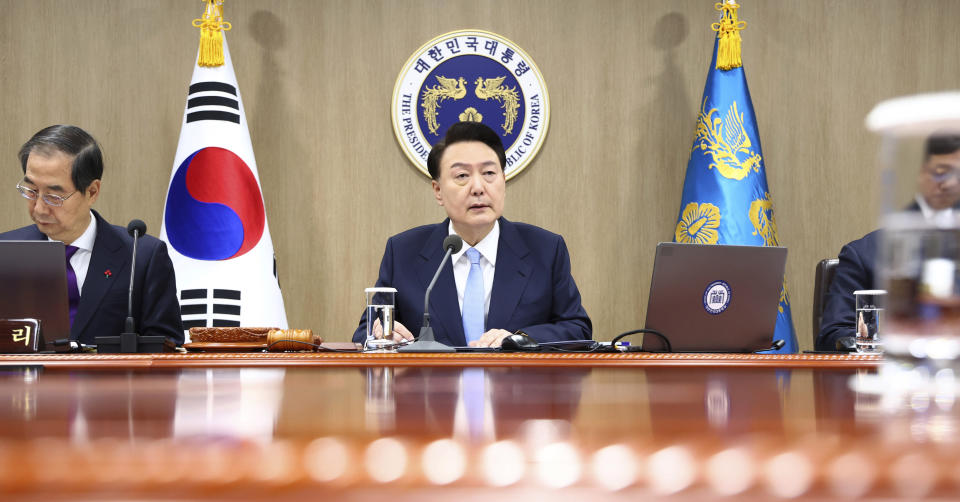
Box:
[703,280,731,315]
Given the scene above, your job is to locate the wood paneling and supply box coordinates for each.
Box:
[2,1,959,349]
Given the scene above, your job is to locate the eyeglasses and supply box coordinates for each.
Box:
[16,182,78,207]
[923,164,960,184]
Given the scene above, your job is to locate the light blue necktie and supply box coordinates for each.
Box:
[462,248,484,343]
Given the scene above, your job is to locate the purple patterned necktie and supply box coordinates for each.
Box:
[65,245,80,327]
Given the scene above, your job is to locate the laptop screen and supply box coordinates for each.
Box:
[0,241,71,349]
[642,243,787,353]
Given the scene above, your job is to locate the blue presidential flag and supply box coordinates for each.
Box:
[674,2,797,353]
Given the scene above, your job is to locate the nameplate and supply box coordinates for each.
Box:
[0,319,41,353]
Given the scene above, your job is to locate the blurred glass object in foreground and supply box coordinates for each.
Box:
[867,92,960,366]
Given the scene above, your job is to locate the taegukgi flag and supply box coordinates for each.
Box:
[673,1,797,353]
[159,0,288,335]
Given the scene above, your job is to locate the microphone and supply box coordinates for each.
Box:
[125,219,146,334]
[398,234,462,353]
[127,220,147,235]
[95,219,173,353]
[426,235,464,321]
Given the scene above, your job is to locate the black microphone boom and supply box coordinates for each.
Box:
[95,219,173,353]
[125,220,146,331]
[398,234,462,353]
[424,234,464,322]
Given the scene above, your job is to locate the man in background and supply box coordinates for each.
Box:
[817,134,960,350]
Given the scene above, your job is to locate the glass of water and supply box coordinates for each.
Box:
[854,290,886,354]
[364,287,398,352]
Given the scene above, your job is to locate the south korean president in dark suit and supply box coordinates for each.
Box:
[353,121,592,348]
[0,125,183,345]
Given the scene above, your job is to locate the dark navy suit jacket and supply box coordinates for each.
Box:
[816,229,879,351]
[352,218,592,346]
[815,201,940,350]
[0,210,184,345]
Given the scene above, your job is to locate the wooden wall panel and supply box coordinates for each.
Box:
[2,1,959,350]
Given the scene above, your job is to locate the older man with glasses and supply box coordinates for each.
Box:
[0,125,183,346]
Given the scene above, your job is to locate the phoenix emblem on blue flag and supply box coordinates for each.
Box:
[674,2,798,353]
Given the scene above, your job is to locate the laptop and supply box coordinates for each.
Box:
[641,243,787,352]
[0,241,71,351]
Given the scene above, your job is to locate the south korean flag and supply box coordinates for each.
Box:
[159,34,288,338]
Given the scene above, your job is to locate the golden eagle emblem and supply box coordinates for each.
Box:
[474,76,520,135]
[675,202,721,245]
[421,76,467,135]
[694,96,762,181]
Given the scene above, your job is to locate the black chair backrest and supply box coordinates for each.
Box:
[812,258,839,344]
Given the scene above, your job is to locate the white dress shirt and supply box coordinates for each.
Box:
[916,194,956,228]
[49,211,97,294]
[448,220,499,324]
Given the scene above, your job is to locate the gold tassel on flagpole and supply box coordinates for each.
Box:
[711,0,747,70]
[192,0,232,67]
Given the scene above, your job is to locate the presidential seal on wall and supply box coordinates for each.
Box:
[391,30,550,180]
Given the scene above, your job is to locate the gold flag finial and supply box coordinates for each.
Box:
[192,0,232,67]
[711,1,746,70]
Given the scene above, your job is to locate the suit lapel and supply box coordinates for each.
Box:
[416,221,465,346]
[71,212,128,339]
[487,218,531,330]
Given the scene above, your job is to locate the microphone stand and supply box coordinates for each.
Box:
[116,227,140,353]
[95,221,174,353]
[398,245,457,353]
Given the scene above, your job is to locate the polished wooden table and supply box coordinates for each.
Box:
[0,351,882,368]
[3,351,956,500]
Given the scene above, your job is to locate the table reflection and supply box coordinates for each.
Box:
[0,365,885,442]
[0,366,180,439]
[3,364,960,497]
[174,368,286,442]
[644,368,787,436]
[364,367,588,441]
